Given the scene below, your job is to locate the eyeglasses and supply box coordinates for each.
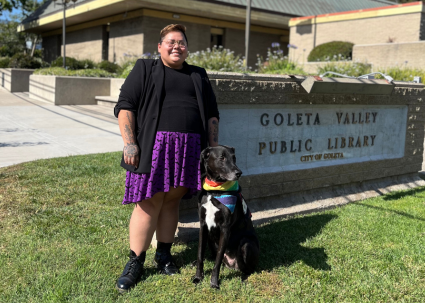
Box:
[163,39,187,49]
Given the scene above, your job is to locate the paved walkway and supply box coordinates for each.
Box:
[0,87,123,168]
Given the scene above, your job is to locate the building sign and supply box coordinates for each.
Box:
[219,104,407,175]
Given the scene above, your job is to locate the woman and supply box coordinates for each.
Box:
[114,24,219,293]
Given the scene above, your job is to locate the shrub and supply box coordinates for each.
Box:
[118,52,157,78]
[317,61,372,77]
[51,57,83,70]
[186,46,246,72]
[0,57,11,68]
[72,69,114,77]
[376,66,425,82]
[98,60,120,73]
[308,41,354,62]
[79,59,96,69]
[34,67,115,77]
[7,53,47,69]
[0,46,9,57]
[257,43,306,75]
[33,49,43,59]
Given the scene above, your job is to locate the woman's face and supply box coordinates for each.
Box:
[158,31,188,69]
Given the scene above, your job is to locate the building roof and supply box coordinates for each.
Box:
[22,0,88,24]
[19,0,399,33]
[209,0,396,17]
[289,1,424,26]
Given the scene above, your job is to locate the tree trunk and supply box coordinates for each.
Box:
[30,36,38,57]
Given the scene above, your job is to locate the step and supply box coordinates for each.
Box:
[95,95,118,107]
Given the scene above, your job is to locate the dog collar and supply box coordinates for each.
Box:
[203,178,239,192]
[203,178,241,214]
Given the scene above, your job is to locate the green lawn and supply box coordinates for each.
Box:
[1,152,425,302]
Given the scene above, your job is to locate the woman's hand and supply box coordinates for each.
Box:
[124,143,140,168]
[118,110,139,168]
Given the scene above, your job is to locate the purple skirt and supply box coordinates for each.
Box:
[122,131,202,204]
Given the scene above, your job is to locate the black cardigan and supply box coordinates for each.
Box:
[114,58,220,173]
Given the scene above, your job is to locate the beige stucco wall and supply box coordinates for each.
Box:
[140,16,211,58]
[107,15,279,68]
[289,13,422,64]
[109,16,144,63]
[62,26,103,62]
[225,28,281,68]
[353,41,425,69]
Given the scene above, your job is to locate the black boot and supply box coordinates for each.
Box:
[154,242,179,275]
[116,250,146,293]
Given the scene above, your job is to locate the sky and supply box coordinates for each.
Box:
[0,8,24,21]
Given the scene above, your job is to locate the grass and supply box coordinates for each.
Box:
[1,152,425,302]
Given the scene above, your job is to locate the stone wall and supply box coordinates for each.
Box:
[178,73,424,212]
[63,26,104,62]
[353,41,425,69]
[289,12,422,65]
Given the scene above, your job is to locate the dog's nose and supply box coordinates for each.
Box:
[235,171,242,178]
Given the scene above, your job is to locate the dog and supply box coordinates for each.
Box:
[193,145,260,289]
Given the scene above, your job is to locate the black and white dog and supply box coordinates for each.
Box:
[193,145,260,289]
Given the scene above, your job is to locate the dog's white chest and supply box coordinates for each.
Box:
[202,196,219,231]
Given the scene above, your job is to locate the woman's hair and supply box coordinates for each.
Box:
[159,24,189,46]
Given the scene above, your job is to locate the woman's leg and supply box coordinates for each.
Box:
[129,191,166,256]
[156,186,189,242]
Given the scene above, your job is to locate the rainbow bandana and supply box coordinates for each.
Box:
[203,178,240,214]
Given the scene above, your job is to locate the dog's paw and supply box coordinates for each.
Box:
[210,281,220,290]
[192,275,203,284]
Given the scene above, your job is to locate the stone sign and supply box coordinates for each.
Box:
[219,104,407,175]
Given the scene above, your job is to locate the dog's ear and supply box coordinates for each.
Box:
[200,147,211,176]
[221,145,235,154]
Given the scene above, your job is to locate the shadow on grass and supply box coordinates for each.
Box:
[173,213,336,277]
[381,186,425,201]
[355,202,425,222]
[256,213,336,271]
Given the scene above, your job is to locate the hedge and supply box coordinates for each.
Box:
[308,41,354,62]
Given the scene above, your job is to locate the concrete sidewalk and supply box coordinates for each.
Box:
[0,87,123,168]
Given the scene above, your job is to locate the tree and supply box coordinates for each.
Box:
[0,0,46,57]
[0,0,30,17]
[0,18,27,56]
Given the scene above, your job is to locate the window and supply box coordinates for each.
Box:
[211,28,224,48]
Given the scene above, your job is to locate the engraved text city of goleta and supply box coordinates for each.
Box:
[258,111,378,163]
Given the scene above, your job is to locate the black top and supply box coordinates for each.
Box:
[157,65,203,134]
[114,59,219,174]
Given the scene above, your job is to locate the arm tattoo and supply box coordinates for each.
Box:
[209,120,219,143]
[124,112,136,143]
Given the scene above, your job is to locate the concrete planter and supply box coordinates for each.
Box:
[29,74,110,105]
[95,78,124,107]
[0,68,35,92]
[110,78,125,96]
